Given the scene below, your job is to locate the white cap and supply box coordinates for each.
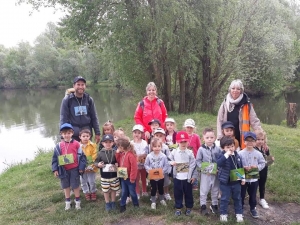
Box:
[132,124,144,132]
[165,118,175,123]
[153,128,166,135]
[183,118,196,128]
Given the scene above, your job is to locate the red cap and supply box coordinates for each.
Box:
[176,131,189,142]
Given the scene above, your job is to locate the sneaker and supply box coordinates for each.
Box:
[91,192,97,201]
[110,202,116,210]
[259,199,269,209]
[75,200,81,210]
[105,202,112,211]
[65,201,71,211]
[85,193,91,201]
[126,197,131,204]
[185,208,192,216]
[164,193,172,201]
[120,205,126,213]
[151,203,156,209]
[160,200,167,206]
[236,214,244,222]
[220,214,228,222]
[201,205,209,216]
[210,205,219,214]
[175,209,181,216]
[137,194,140,200]
[142,192,149,197]
[192,186,198,191]
[250,208,259,218]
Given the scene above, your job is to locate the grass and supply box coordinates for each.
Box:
[1,112,300,224]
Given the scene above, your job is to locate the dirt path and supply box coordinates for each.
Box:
[111,202,300,225]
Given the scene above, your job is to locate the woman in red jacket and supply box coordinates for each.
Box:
[134,82,168,140]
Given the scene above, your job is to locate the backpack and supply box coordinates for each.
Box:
[139,98,162,110]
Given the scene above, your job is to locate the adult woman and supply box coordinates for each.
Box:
[134,82,168,140]
[217,79,262,149]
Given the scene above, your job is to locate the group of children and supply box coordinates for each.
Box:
[52,118,273,223]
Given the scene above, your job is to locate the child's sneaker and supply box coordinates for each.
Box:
[85,193,91,201]
[142,192,149,197]
[236,214,244,223]
[75,200,81,210]
[65,201,71,211]
[259,199,269,209]
[160,200,167,206]
[111,202,116,210]
[201,205,209,216]
[220,214,228,222]
[151,203,156,209]
[91,192,97,201]
[126,197,131,204]
[210,205,219,214]
[175,209,181,216]
[250,208,259,218]
[185,208,192,216]
[105,202,112,211]
[120,205,126,213]
[164,193,172,200]
[137,194,140,200]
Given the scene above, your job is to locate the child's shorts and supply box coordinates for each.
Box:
[60,168,80,189]
[164,173,171,187]
[101,177,120,193]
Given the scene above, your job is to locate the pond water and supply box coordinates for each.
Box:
[1,88,299,173]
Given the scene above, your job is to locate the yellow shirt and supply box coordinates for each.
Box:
[81,140,98,172]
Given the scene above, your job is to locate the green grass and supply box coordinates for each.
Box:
[0,112,299,224]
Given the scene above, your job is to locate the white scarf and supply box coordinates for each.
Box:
[225,93,244,112]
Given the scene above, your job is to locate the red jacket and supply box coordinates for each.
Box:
[134,96,168,133]
[115,151,138,181]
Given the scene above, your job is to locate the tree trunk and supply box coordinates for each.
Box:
[287,103,297,128]
[178,65,186,113]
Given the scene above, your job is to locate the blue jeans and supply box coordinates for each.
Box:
[220,182,243,215]
[173,178,194,209]
[120,178,139,207]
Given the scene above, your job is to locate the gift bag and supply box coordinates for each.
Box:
[201,162,217,175]
[245,167,259,179]
[58,154,74,166]
[230,168,245,181]
[117,167,128,179]
[148,168,164,180]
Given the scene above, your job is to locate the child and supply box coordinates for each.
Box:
[144,138,169,209]
[131,124,148,198]
[238,132,265,218]
[183,118,201,190]
[165,118,177,146]
[79,129,98,201]
[114,128,125,143]
[217,136,245,223]
[95,134,120,211]
[220,121,240,151]
[169,131,197,216]
[152,128,172,200]
[254,129,274,209]
[99,121,115,151]
[147,119,161,144]
[115,137,139,213]
[52,123,87,210]
[196,128,221,215]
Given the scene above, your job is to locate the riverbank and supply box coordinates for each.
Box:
[0,113,299,224]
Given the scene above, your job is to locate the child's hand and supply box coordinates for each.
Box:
[251,165,257,169]
[170,161,176,166]
[98,161,105,168]
[190,178,195,184]
[244,166,250,171]
[145,131,150,139]
[53,171,58,177]
[130,179,135,183]
[79,170,84,175]
[241,180,245,185]
[272,156,275,161]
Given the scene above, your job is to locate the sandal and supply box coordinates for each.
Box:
[85,193,91,201]
[91,192,97,201]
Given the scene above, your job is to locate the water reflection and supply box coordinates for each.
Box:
[0,87,136,172]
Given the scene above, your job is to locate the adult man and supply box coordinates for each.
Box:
[60,76,100,143]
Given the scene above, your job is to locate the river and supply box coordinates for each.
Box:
[1,88,299,172]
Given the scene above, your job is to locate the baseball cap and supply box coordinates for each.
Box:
[101,134,114,142]
[60,123,74,131]
[176,131,189,142]
[132,124,144,132]
[165,118,175,123]
[153,128,166,135]
[148,119,161,126]
[244,132,256,141]
[73,76,86,84]
[221,121,235,130]
[183,118,195,128]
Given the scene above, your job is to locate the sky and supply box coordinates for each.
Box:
[0,0,64,48]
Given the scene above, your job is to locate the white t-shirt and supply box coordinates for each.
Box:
[131,140,147,155]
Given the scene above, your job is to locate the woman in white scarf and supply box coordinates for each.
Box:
[216,79,262,147]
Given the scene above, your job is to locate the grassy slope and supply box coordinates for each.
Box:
[0,113,299,225]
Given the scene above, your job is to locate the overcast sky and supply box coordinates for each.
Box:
[0,0,64,47]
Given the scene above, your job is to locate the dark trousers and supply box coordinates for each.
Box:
[150,179,164,197]
[220,182,243,215]
[241,181,259,210]
[259,166,268,199]
[173,178,194,209]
